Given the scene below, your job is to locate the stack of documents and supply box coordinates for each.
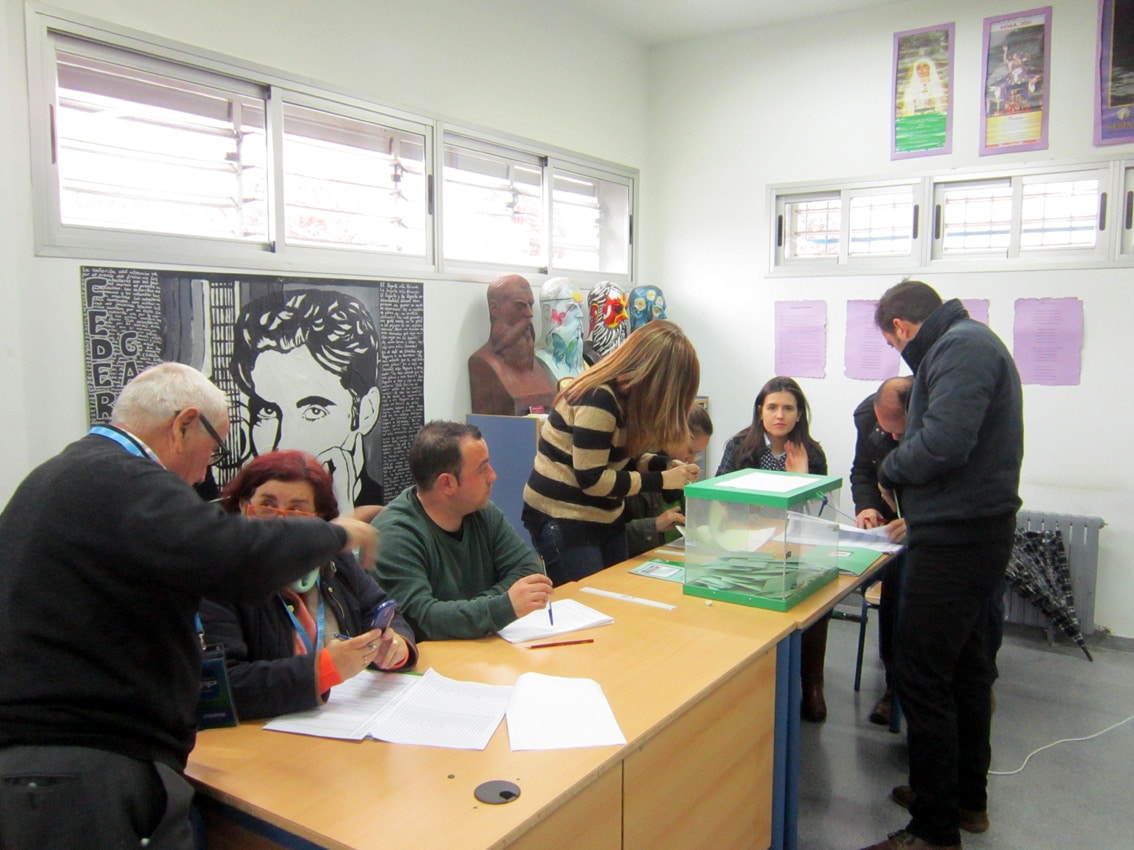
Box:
[263,667,625,751]
[496,598,613,643]
[264,669,508,749]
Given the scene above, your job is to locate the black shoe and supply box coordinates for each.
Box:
[801,682,827,722]
[891,785,989,834]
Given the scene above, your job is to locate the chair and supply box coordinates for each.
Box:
[853,580,881,691]
[851,578,902,733]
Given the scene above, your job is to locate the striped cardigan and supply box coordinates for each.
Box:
[522,384,668,541]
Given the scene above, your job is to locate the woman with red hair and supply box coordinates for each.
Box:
[199,450,417,719]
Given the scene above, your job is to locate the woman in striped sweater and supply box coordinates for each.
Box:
[522,320,702,586]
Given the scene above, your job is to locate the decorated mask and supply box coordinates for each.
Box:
[535,277,585,381]
[628,285,667,331]
[585,282,629,361]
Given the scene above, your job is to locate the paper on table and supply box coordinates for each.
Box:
[263,670,420,740]
[629,559,685,582]
[833,522,903,553]
[506,672,626,750]
[263,669,509,750]
[715,469,826,493]
[368,669,510,750]
[496,598,613,643]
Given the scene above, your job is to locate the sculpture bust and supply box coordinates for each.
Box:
[468,274,557,415]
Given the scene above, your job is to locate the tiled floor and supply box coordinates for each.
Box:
[799,612,1134,850]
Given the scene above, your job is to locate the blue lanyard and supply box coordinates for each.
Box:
[280,587,325,655]
[90,426,151,460]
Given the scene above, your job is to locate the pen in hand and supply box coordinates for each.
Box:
[536,556,554,625]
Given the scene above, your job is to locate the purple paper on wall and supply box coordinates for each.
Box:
[1013,297,1083,386]
[844,300,901,380]
[775,300,826,378]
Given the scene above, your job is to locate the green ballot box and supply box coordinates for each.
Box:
[682,468,842,612]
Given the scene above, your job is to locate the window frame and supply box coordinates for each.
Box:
[770,159,1129,276]
[772,179,924,273]
[26,7,638,286]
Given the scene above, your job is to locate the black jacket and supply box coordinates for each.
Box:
[200,554,417,719]
[849,393,899,521]
[878,299,1023,543]
[0,431,347,769]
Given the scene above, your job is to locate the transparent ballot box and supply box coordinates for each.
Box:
[682,468,843,612]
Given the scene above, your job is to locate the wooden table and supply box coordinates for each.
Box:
[187,553,884,850]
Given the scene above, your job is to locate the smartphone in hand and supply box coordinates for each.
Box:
[370,599,397,631]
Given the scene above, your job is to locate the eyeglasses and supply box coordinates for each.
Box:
[245,503,319,520]
[198,413,230,467]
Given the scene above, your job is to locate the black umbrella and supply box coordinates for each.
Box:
[1006,529,1093,661]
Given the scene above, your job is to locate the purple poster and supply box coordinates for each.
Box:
[892,23,955,159]
[845,300,901,380]
[962,299,990,324]
[775,301,826,378]
[980,7,1052,155]
[1013,297,1083,385]
[1096,0,1134,145]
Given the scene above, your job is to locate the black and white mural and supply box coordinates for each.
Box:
[82,267,424,507]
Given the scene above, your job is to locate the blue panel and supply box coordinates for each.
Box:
[466,414,540,546]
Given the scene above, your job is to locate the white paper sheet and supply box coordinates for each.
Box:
[715,469,826,493]
[263,669,510,750]
[833,522,904,553]
[263,670,420,740]
[506,672,626,750]
[496,598,614,643]
[368,669,511,750]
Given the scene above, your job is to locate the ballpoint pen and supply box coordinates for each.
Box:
[537,556,554,625]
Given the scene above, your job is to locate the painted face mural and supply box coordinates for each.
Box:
[628,285,667,331]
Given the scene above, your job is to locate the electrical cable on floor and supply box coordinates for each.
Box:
[989,713,1134,776]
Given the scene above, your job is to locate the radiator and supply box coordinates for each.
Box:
[1007,510,1106,636]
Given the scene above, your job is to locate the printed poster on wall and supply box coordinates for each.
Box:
[81,267,425,508]
[892,23,954,159]
[980,7,1052,155]
[774,300,826,378]
[1095,0,1134,145]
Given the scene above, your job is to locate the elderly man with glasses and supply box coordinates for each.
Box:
[0,362,378,850]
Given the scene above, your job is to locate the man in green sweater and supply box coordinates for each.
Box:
[372,421,552,640]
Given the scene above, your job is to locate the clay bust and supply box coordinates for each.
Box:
[583,281,629,365]
[534,277,585,384]
[628,285,667,331]
[468,274,557,415]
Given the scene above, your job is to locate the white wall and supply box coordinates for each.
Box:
[0,0,647,497]
[643,0,1134,636]
[5,0,1131,637]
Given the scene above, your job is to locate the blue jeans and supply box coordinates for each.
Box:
[529,519,628,587]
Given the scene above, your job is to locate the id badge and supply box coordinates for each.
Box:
[197,644,240,729]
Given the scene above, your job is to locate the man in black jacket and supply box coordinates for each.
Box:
[0,362,377,850]
[850,376,910,726]
[861,281,1023,850]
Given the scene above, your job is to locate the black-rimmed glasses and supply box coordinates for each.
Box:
[198,413,230,466]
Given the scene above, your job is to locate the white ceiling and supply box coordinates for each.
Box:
[565,0,905,46]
